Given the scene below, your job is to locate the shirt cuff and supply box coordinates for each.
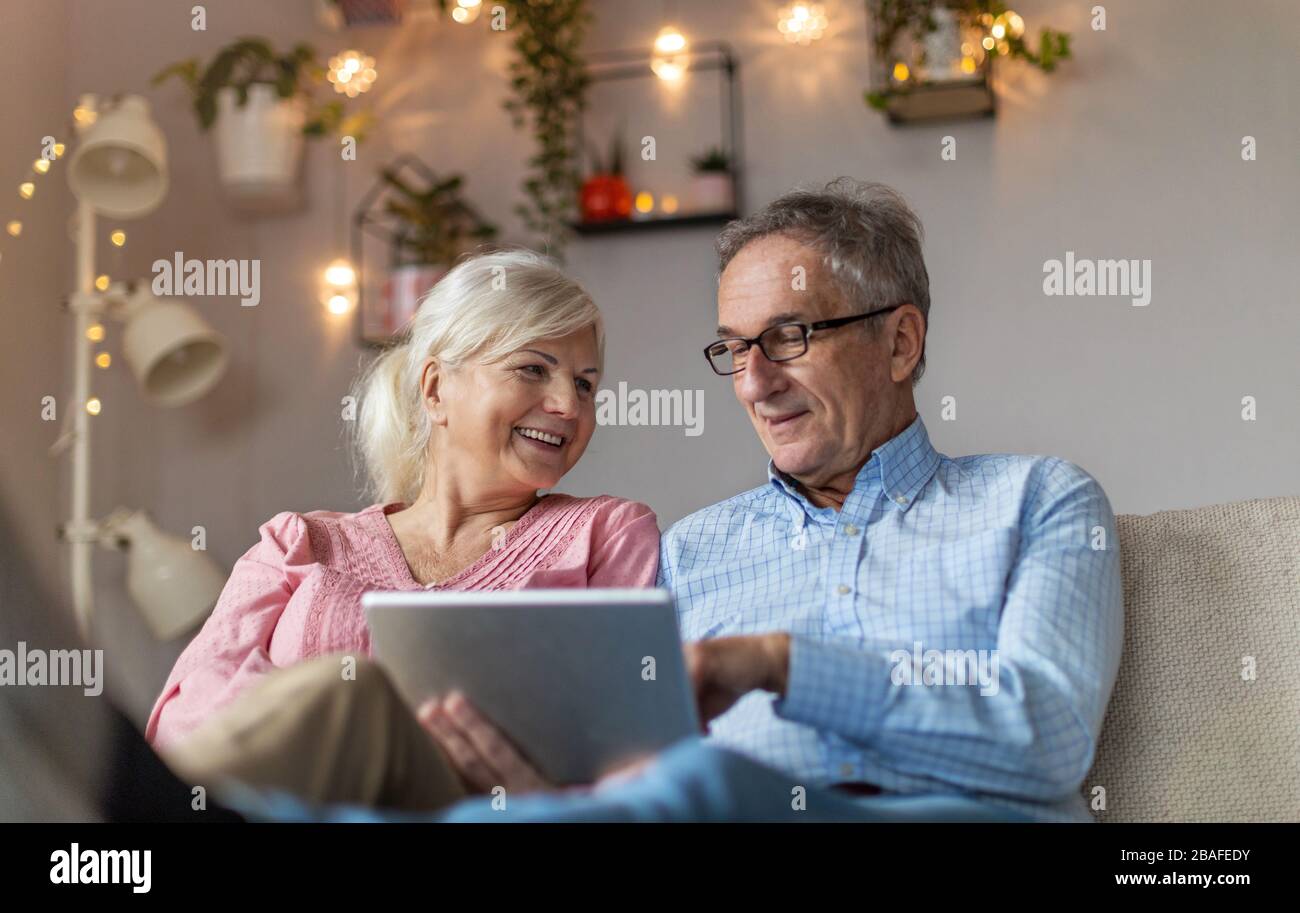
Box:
[772,635,891,743]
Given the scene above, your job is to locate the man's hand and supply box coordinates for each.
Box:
[417,692,555,795]
[684,633,791,728]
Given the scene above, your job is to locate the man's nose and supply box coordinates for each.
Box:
[735,345,785,404]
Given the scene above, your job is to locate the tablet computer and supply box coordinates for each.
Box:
[362,588,700,785]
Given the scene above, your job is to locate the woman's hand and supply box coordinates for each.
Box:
[417,692,556,796]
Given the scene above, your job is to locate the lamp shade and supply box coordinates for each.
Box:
[121,288,229,407]
[68,95,169,218]
[113,510,225,640]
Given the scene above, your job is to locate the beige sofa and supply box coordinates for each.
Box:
[1083,496,1300,822]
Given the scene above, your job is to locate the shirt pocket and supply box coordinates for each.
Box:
[857,525,1021,645]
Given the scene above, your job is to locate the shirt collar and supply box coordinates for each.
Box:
[766,412,940,516]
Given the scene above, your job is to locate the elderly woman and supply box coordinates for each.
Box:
[144,250,660,800]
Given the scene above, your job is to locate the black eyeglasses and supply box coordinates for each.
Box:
[703,304,906,376]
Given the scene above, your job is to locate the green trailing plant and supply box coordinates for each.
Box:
[865,0,1071,111]
[152,37,373,139]
[379,168,498,267]
[690,146,732,173]
[436,0,590,255]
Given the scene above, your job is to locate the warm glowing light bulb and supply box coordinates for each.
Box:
[85,397,102,415]
[651,26,690,81]
[654,26,687,54]
[33,159,50,174]
[324,260,356,287]
[893,62,910,82]
[328,50,378,95]
[453,0,482,23]
[95,274,110,291]
[1007,12,1025,38]
[109,229,126,247]
[52,143,66,158]
[661,194,679,215]
[6,221,21,237]
[777,3,827,44]
[327,294,351,315]
[86,323,105,342]
[982,36,996,51]
[991,23,1006,39]
[73,105,97,126]
[95,352,112,369]
[960,56,977,74]
[19,182,34,199]
[634,191,655,214]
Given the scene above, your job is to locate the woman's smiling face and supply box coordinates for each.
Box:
[424,325,601,496]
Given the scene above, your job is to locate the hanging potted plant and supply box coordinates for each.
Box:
[153,38,373,211]
[378,166,498,337]
[579,132,632,223]
[688,146,735,214]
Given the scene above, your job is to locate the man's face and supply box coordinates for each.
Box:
[716,234,894,488]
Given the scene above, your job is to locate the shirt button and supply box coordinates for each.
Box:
[836,584,851,595]
[843,524,859,536]
[840,763,855,778]
[894,494,908,505]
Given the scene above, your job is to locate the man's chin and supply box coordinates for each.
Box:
[767,444,822,480]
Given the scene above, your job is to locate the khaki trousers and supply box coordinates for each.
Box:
[162,655,468,812]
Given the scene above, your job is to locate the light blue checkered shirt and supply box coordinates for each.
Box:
[658,413,1123,822]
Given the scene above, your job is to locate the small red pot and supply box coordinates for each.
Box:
[580,174,633,222]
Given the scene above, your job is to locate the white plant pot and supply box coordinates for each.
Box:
[374,263,449,340]
[213,84,305,212]
[689,172,734,214]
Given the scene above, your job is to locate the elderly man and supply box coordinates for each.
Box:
[662,178,1123,823]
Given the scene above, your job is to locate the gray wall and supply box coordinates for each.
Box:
[1,0,1296,724]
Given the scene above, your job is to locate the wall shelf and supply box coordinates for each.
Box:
[573,42,743,236]
[570,211,736,235]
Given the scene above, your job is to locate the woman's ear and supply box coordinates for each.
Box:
[420,356,448,426]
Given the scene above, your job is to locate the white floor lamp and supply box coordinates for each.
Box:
[52,93,230,642]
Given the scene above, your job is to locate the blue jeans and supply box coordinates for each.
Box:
[223,737,1036,823]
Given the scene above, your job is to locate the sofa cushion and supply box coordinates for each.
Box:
[1083,496,1300,822]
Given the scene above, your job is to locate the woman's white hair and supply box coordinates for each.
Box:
[350,248,604,505]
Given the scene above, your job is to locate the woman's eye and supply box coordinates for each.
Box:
[576,378,594,394]
[518,364,545,378]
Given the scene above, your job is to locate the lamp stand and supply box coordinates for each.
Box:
[66,197,98,640]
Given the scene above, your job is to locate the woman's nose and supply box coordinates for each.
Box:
[545,381,580,418]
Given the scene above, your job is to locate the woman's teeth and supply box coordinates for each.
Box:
[514,427,563,447]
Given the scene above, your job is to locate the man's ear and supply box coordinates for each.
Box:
[420,356,448,426]
[888,304,926,384]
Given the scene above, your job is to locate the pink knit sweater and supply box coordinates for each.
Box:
[145,494,660,749]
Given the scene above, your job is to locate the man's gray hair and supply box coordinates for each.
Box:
[715,177,930,386]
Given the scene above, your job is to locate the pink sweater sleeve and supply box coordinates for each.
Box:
[585,499,661,588]
[145,511,313,750]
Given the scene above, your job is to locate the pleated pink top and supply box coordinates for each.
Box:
[145,494,660,749]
